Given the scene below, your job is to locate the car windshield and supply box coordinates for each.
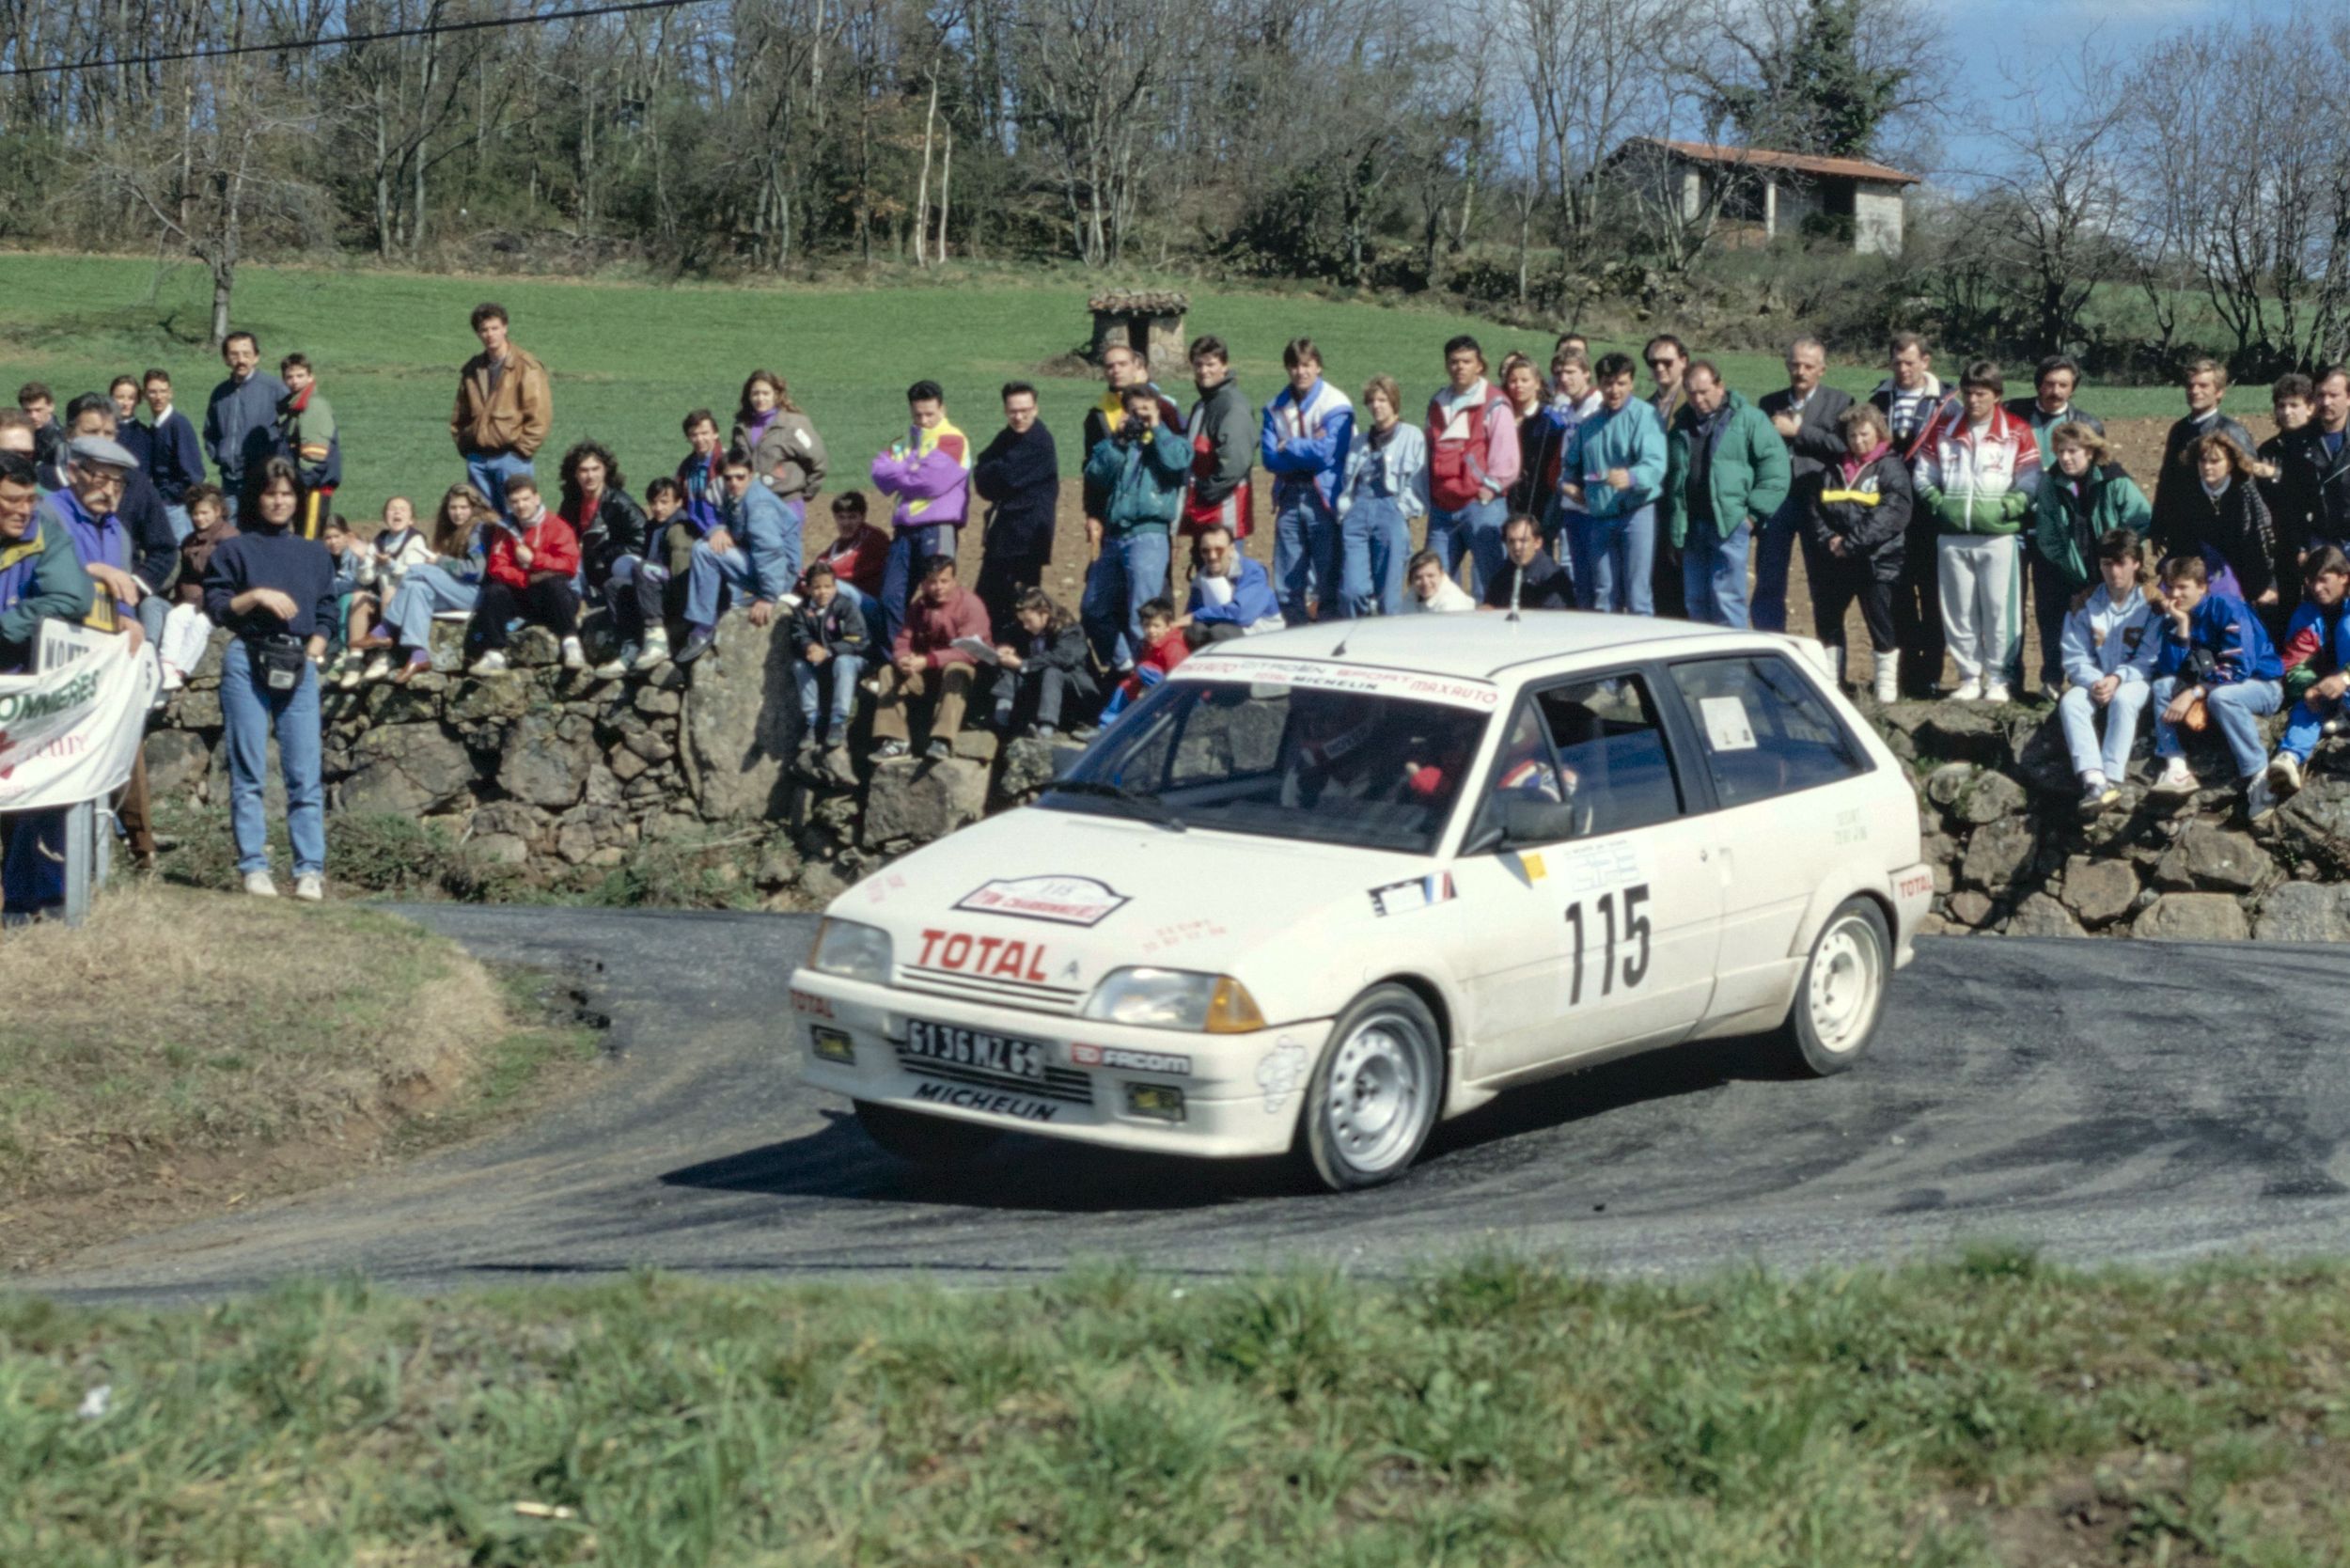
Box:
[1038,680,1490,855]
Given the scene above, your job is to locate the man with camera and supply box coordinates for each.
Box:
[1082,384,1191,674]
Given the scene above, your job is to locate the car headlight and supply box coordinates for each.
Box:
[807,918,893,984]
[1080,967,1266,1033]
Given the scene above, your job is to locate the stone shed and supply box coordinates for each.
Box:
[1089,290,1190,379]
[1610,137,1919,257]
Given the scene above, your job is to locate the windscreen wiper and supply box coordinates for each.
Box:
[1046,778,1187,831]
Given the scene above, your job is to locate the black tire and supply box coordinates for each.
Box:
[1778,897,1892,1076]
[1297,983,1446,1192]
[854,1099,1003,1167]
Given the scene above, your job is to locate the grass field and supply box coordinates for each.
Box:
[7,1251,2350,1565]
[0,255,2242,526]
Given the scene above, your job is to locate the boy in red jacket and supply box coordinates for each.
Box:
[874,554,992,760]
[1084,597,1190,734]
[465,472,583,675]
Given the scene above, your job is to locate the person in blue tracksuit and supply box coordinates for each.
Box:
[1258,337,1354,625]
[674,447,803,665]
[2147,553,2283,808]
[2256,546,2350,813]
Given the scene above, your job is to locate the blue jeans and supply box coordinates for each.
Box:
[1681,516,1753,628]
[384,564,478,652]
[1749,496,1802,633]
[1272,490,1339,625]
[465,450,536,518]
[1427,495,1508,598]
[163,503,193,545]
[794,652,863,739]
[879,525,952,651]
[2153,674,2282,781]
[1342,496,1412,616]
[1568,506,1656,615]
[686,541,774,628]
[220,638,326,876]
[1082,528,1173,670]
[2279,689,2343,763]
[2057,680,2154,781]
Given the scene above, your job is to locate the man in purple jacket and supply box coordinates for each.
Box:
[869,380,972,648]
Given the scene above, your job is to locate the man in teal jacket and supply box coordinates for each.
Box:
[1661,362,1791,629]
[1560,353,1668,615]
[1081,386,1189,671]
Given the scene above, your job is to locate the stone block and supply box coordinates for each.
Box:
[471,832,531,866]
[1946,889,1996,927]
[2002,892,2085,938]
[497,710,594,808]
[2132,892,2250,942]
[1959,819,2036,892]
[469,800,553,843]
[863,756,988,849]
[1923,764,1977,810]
[337,723,478,816]
[2153,824,2275,895]
[510,626,564,667]
[634,683,682,716]
[2252,881,2350,942]
[1954,770,2029,826]
[168,683,223,729]
[996,736,1058,801]
[682,614,798,822]
[446,675,537,724]
[1907,706,2011,767]
[143,728,212,803]
[2059,855,2139,927]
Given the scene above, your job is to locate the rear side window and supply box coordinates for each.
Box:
[1668,655,1867,808]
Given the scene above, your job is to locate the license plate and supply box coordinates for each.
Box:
[903,1019,1049,1081]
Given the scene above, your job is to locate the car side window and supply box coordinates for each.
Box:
[1668,655,1867,808]
[1533,673,1683,837]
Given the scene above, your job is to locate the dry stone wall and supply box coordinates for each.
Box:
[146,628,2350,939]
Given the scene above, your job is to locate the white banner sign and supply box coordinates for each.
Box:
[0,627,158,812]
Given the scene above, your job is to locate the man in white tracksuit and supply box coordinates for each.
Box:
[2056,525,2161,815]
[1916,360,2043,701]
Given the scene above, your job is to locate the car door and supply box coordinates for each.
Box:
[1663,652,1876,1021]
[1450,667,1723,1083]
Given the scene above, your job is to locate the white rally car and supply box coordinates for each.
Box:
[792,615,1932,1189]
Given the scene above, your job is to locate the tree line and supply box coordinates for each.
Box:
[3,0,2345,378]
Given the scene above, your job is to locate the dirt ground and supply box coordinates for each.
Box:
[897,415,2220,696]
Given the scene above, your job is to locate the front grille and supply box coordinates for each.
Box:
[896,964,1088,1016]
[894,1051,1096,1105]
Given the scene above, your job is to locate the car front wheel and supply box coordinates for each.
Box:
[1779,897,1891,1076]
[854,1099,1002,1168]
[1299,983,1445,1191]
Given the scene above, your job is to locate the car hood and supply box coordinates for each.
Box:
[822,808,1415,1017]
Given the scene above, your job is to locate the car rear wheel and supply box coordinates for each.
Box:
[1299,984,1444,1191]
[1779,897,1890,1076]
[854,1099,1002,1167]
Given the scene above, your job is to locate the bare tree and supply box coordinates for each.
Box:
[1968,44,2132,354]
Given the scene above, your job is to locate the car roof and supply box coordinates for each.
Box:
[1198,613,1789,683]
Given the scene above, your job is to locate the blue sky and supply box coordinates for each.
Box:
[1933,0,2233,180]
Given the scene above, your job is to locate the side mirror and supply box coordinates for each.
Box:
[1499,796,1577,845]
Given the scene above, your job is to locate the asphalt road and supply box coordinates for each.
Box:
[22,904,2350,1305]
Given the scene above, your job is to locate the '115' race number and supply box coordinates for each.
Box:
[1563,883,1651,1006]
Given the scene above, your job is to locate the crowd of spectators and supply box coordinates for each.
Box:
[6,301,2349,916]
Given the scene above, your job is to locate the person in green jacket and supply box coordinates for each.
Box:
[1080,386,1189,671]
[2033,422,2154,598]
[1660,362,1792,628]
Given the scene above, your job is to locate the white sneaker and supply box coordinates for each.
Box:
[593,642,636,680]
[1950,680,1983,702]
[162,665,186,692]
[243,870,278,898]
[1982,682,2012,705]
[633,632,671,671]
[561,635,587,670]
[362,652,393,682]
[469,651,508,675]
[293,871,324,902]
[2268,753,2304,794]
[2150,759,2199,796]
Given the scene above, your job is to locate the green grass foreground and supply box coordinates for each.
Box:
[7,1252,2350,1565]
[0,255,2236,525]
